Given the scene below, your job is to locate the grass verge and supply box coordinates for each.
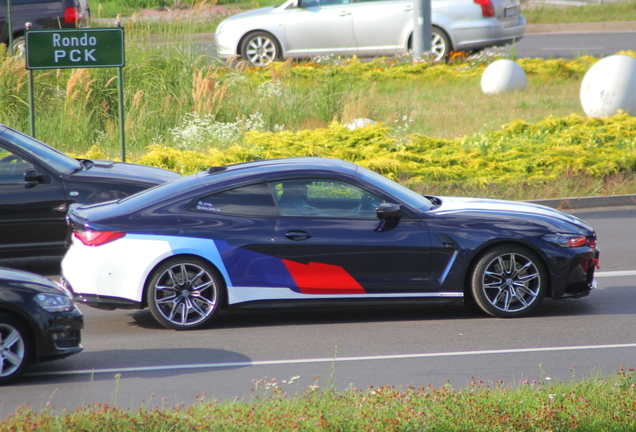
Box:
[2,366,636,431]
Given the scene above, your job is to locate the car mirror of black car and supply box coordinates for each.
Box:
[376,202,402,220]
[24,168,44,184]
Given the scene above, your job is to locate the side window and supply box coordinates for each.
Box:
[189,183,278,216]
[300,0,352,7]
[0,149,33,183]
[272,179,383,218]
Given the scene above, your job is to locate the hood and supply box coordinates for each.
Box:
[0,267,63,293]
[70,160,181,185]
[225,5,279,21]
[430,197,593,232]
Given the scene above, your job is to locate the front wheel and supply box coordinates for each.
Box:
[147,257,224,330]
[240,31,281,67]
[470,246,547,318]
[0,314,31,385]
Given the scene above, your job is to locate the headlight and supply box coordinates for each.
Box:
[34,293,75,313]
[541,233,588,248]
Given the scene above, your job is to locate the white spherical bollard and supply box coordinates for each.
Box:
[480,60,527,94]
[345,118,376,130]
[580,55,636,118]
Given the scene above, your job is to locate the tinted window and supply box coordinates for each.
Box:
[2,0,62,5]
[0,148,33,183]
[190,183,278,216]
[272,179,383,218]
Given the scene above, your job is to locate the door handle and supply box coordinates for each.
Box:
[339,11,352,16]
[285,230,312,241]
[404,6,412,11]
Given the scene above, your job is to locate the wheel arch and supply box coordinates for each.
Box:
[0,309,37,363]
[407,25,454,52]
[462,240,553,303]
[141,253,230,310]
[237,30,284,59]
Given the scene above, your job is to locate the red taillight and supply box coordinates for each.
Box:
[474,0,496,17]
[64,6,81,25]
[588,239,597,249]
[74,230,125,246]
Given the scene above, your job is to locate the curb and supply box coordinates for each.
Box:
[527,194,636,210]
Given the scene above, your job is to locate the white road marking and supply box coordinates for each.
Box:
[596,270,636,277]
[27,343,636,377]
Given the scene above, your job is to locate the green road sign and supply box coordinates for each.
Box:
[26,28,125,70]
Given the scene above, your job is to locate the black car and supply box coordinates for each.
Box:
[0,266,83,384]
[0,124,181,259]
[1,0,89,55]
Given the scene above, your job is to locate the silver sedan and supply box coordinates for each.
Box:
[215,0,526,66]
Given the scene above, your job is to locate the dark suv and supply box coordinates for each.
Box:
[1,0,89,54]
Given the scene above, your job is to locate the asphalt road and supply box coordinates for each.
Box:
[0,205,634,418]
[514,31,636,58]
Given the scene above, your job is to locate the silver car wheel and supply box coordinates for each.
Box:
[240,31,280,67]
[148,259,221,330]
[430,29,450,62]
[471,246,547,318]
[0,320,27,382]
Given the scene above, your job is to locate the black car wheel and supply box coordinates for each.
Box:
[147,257,224,330]
[0,314,30,384]
[240,31,281,67]
[471,245,547,318]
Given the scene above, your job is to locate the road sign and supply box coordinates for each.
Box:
[26,28,125,70]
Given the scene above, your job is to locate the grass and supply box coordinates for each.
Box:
[2,367,636,430]
[523,0,636,24]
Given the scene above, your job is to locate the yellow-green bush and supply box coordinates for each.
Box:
[135,113,636,192]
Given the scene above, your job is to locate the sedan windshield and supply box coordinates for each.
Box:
[0,126,82,174]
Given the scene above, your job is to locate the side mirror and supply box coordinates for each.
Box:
[24,168,44,183]
[376,202,401,220]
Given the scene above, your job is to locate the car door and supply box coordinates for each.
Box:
[271,178,432,294]
[353,0,446,56]
[284,0,357,57]
[177,182,286,289]
[0,144,68,258]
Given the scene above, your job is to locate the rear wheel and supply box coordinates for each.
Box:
[0,314,30,385]
[471,245,547,318]
[431,27,450,62]
[147,257,224,330]
[240,31,281,67]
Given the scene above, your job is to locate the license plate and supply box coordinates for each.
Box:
[504,6,518,17]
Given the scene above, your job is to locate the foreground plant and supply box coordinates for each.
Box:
[3,366,636,431]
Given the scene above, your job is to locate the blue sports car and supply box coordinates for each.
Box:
[61,158,599,330]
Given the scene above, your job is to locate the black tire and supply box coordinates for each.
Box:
[146,257,224,330]
[240,31,281,67]
[0,314,31,385]
[431,27,450,62]
[470,245,547,318]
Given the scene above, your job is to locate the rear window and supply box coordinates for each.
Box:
[3,0,63,4]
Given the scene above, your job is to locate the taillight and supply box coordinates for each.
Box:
[74,230,125,246]
[474,0,496,17]
[64,6,81,25]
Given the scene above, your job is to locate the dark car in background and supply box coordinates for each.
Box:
[1,0,89,55]
[0,124,181,260]
[0,266,83,384]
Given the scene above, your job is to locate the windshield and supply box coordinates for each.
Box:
[0,126,82,174]
[356,166,434,212]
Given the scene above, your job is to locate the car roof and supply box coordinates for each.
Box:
[203,157,358,178]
